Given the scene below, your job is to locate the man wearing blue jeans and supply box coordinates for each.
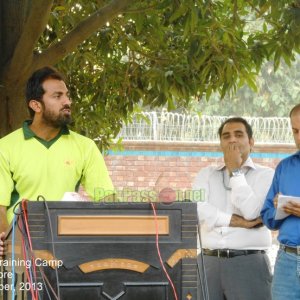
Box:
[261,103,300,299]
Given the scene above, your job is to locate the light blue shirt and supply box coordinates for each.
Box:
[261,151,300,246]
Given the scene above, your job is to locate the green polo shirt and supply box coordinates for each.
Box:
[0,121,114,223]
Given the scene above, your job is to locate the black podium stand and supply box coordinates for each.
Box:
[3,201,198,300]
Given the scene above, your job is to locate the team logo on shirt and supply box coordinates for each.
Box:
[64,160,74,166]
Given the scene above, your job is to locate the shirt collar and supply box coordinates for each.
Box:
[216,156,256,171]
[22,120,69,140]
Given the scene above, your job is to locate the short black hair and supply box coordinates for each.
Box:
[25,66,65,118]
[289,103,300,118]
[218,117,253,139]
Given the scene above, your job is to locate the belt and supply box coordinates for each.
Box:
[202,249,266,258]
[280,244,300,255]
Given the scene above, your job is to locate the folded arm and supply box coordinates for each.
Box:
[230,168,274,220]
[193,167,264,231]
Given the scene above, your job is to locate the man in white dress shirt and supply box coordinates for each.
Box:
[193,117,273,300]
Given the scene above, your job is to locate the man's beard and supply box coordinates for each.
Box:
[42,106,73,128]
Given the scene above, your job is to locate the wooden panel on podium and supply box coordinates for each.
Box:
[57,215,169,235]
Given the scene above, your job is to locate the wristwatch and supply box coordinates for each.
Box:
[230,168,243,177]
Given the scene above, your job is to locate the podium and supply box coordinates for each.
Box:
[3,201,198,300]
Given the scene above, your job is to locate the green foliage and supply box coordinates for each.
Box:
[35,0,300,148]
[190,57,300,117]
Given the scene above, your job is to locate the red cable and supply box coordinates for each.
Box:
[21,200,39,300]
[151,202,179,300]
[20,215,38,300]
[21,200,60,300]
[38,266,60,300]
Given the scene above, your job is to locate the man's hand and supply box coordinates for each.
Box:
[230,214,263,229]
[0,232,5,256]
[0,206,8,257]
[224,144,243,173]
[283,201,300,217]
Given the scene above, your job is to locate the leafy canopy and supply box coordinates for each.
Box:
[36,0,300,148]
[190,57,300,117]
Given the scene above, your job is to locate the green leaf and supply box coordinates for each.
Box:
[263,23,267,33]
[54,6,66,11]
[169,4,188,23]
[274,49,282,71]
[245,76,258,92]
[167,97,176,110]
[206,86,212,100]
[190,7,199,32]
[135,14,144,35]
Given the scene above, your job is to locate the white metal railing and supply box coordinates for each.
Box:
[118,111,294,144]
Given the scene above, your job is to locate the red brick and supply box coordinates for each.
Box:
[106,141,284,191]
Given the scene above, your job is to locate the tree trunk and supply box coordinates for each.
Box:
[0,79,29,137]
[0,0,31,137]
[0,89,10,137]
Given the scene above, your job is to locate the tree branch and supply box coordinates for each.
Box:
[125,4,158,14]
[233,0,238,25]
[245,0,263,15]
[33,0,134,68]
[6,0,53,78]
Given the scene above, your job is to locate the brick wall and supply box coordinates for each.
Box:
[105,141,296,195]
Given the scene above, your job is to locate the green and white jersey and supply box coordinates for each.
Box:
[0,121,114,223]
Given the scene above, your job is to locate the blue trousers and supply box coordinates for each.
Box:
[272,249,300,299]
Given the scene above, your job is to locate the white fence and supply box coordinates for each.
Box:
[118,111,293,144]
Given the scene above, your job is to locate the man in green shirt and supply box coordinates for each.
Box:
[0,66,114,255]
